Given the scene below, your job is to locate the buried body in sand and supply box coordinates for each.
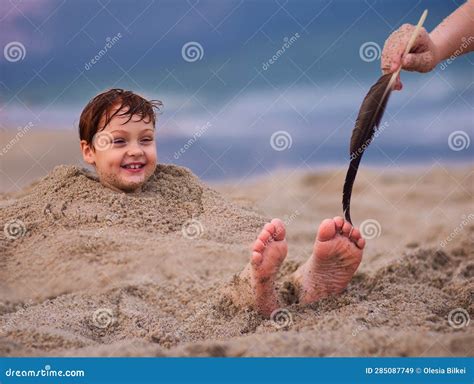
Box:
[77,89,365,317]
[1,89,471,357]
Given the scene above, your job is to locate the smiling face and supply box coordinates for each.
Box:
[80,105,157,193]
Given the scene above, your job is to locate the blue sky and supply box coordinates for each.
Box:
[1,0,472,179]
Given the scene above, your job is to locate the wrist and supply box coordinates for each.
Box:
[428,31,444,64]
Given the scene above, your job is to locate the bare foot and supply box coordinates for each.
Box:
[292,217,365,304]
[238,218,288,317]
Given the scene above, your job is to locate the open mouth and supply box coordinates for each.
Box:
[121,163,146,171]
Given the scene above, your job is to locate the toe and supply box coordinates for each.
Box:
[271,218,286,241]
[253,238,266,253]
[258,224,274,245]
[333,216,344,232]
[251,251,263,266]
[350,227,361,241]
[263,222,275,234]
[342,221,352,237]
[357,238,366,249]
[316,218,337,242]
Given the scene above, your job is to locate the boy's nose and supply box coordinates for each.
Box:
[126,143,144,156]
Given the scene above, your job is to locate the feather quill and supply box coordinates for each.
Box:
[342,9,428,224]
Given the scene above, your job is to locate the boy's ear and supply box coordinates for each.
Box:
[80,140,96,165]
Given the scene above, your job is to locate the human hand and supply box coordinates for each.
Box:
[381,24,439,91]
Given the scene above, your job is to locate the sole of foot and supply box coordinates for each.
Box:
[292,216,365,305]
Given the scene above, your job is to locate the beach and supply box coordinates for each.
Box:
[0,130,472,357]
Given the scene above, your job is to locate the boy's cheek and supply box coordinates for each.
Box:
[147,149,158,167]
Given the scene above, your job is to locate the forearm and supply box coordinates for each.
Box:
[430,0,474,62]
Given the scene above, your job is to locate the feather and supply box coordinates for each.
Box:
[342,73,392,224]
[341,9,428,225]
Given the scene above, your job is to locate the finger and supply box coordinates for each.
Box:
[381,65,392,75]
[402,51,435,73]
[391,58,402,72]
[408,27,430,54]
[388,73,402,91]
[394,80,403,91]
[381,45,403,74]
[381,24,415,74]
[396,73,403,89]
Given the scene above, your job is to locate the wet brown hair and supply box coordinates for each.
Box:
[79,88,162,146]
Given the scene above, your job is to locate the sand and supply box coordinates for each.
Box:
[0,163,473,357]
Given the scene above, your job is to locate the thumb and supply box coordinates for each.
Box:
[402,52,434,73]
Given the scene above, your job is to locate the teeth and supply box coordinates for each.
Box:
[123,164,143,169]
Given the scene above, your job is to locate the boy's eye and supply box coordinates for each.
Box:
[113,138,126,144]
[141,137,153,143]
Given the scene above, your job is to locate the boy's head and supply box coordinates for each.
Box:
[79,89,162,193]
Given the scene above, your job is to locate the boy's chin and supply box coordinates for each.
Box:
[101,177,146,193]
[117,179,146,193]
[98,167,156,193]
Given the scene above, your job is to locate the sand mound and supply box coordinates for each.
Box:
[0,165,472,356]
[0,164,265,302]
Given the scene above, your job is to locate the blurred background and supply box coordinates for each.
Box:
[0,0,472,192]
